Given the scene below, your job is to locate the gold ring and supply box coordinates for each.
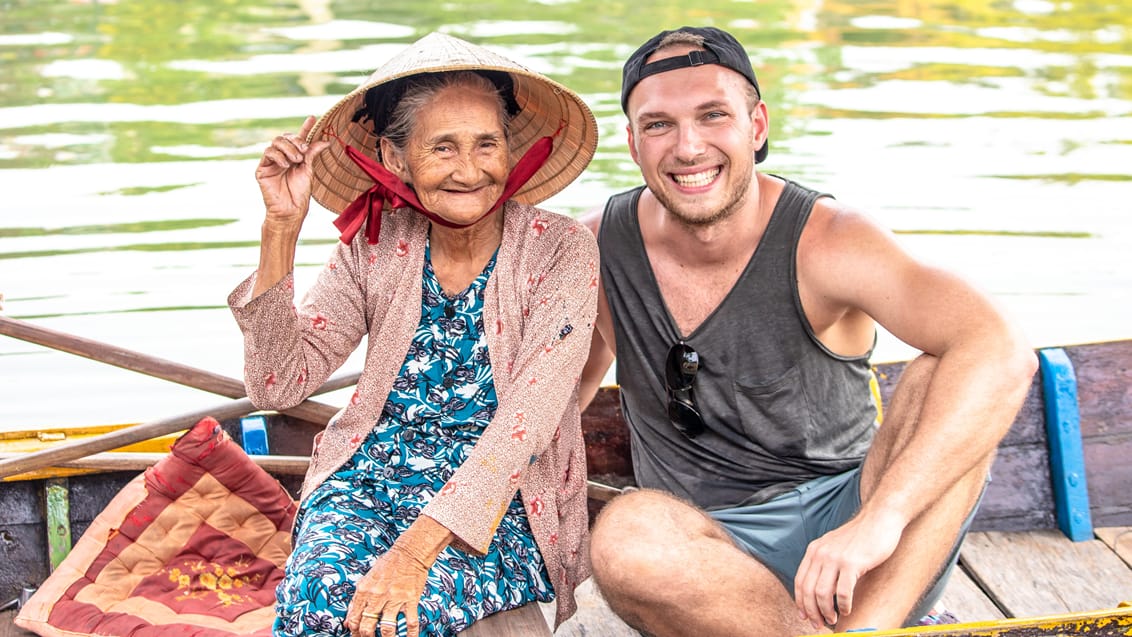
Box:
[360,612,380,619]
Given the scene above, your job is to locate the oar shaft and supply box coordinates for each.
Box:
[0,399,256,479]
[1,447,621,504]
[0,451,311,477]
[586,480,624,502]
[0,316,243,395]
[0,316,357,424]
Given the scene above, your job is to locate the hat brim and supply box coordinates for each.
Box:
[307,33,598,216]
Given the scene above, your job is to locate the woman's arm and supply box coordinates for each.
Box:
[229,238,372,410]
[421,218,600,554]
[229,118,370,410]
[251,116,327,297]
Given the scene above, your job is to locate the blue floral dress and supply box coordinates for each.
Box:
[274,245,554,637]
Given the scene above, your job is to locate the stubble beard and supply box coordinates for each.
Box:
[651,160,754,229]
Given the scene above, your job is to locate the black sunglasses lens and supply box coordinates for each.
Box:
[666,343,700,390]
[667,397,705,438]
[665,342,705,438]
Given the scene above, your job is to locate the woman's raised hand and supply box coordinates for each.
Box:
[255,115,330,227]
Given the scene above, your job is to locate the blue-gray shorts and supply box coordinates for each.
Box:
[708,467,980,622]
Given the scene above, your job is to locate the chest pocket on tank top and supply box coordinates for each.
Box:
[732,365,816,458]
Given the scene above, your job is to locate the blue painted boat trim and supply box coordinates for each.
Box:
[240,415,270,456]
[1038,348,1093,542]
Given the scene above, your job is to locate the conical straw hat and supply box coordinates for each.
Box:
[307,32,598,215]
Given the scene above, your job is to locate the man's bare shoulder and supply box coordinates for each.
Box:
[579,205,605,237]
[809,194,879,228]
[797,195,916,307]
[802,195,898,258]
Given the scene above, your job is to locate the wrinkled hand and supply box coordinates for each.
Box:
[255,115,330,230]
[794,510,905,629]
[345,542,432,637]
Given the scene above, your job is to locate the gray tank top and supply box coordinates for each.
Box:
[599,181,878,509]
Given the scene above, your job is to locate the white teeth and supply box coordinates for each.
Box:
[673,168,719,187]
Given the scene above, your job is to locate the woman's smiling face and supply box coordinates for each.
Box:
[382,84,511,226]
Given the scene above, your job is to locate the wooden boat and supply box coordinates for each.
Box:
[1,315,1130,635]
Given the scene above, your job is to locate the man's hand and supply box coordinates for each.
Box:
[793,509,905,629]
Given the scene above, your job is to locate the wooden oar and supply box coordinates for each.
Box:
[0,318,630,501]
[0,444,625,503]
[0,451,311,476]
[0,315,358,425]
[0,398,258,479]
[586,480,624,502]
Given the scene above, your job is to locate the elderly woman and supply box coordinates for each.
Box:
[227,33,598,637]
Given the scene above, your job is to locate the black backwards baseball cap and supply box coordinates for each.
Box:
[621,26,768,163]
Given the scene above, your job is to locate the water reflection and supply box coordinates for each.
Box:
[0,0,1129,427]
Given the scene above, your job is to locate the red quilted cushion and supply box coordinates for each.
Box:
[16,417,296,636]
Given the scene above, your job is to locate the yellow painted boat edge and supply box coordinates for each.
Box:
[0,423,185,481]
[817,602,1132,636]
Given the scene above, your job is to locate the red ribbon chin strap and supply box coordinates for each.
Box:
[328,123,562,245]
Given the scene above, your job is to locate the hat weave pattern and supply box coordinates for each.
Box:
[307,33,598,216]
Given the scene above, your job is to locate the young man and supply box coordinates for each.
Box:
[579,26,1037,636]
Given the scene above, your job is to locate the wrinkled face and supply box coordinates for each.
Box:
[626,45,768,226]
[382,85,511,226]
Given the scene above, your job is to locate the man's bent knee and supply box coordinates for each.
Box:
[590,490,716,588]
[592,489,714,548]
[889,351,938,393]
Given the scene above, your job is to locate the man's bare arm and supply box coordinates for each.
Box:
[579,325,615,412]
[801,201,1036,520]
[793,199,1037,626]
[578,206,617,413]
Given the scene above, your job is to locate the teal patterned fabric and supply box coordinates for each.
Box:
[274,245,553,636]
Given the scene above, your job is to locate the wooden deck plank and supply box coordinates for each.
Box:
[551,578,641,636]
[0,606,556,637]
[4,531,1128,636]
[959,530,1132,618]
[459,602,551,636]
[551,565,1010,634]
[0,611,35,637]
[1067,341,1132,528]
[1095,526,1132,569]
[938,564,1006,622]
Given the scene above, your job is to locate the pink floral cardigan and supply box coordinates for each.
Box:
[227,201,598,626]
